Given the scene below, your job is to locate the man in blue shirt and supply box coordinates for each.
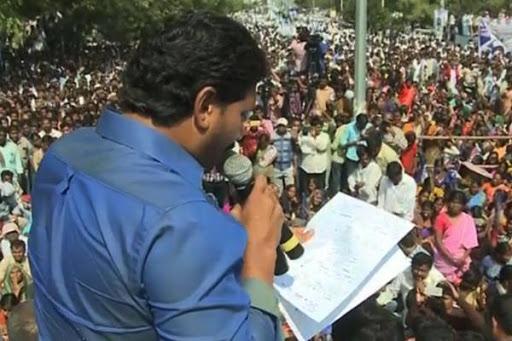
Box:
[339,114,368,192]
[29,12,284,340]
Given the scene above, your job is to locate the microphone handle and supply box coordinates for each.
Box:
[280,222,304,260]
[232,179,295,276]
[275,247,289,276]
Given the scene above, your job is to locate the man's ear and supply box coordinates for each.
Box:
[192,86,219,131]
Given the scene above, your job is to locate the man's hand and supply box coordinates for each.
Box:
[231,175,284,285]
[291,227,314,244]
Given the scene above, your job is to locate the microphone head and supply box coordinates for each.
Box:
[223,152,253,187]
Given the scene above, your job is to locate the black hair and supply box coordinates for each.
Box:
[412,317,456,341]
[309,115,323,127]
[350,320,404,341]
[495,242,511,256]
[421,200,434,211]
[332,298,403,341]
[470,206,484,219]
[445,190,467,206]
[119,11,267,127]
[386,161,403,179]
[41,135,54,145]
[1,170,13,179]
[0,293,19,311]
[405,130,416,143]
[411,252,433,269]
[455,331,486,340]
[10,239,26,251]
[460,266,483,291]
[365,129,383,154]
[490,294,512,336]
[355,113,368,130]
[356,145,370,160]
[500,265,512,282]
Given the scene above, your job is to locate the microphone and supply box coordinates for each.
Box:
[223,151,304,275]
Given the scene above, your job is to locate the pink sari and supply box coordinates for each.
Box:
[433,212,478,284]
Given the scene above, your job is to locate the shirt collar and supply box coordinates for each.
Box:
[96,107,204,188]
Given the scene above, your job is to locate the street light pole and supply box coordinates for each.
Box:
[354,0,367,115]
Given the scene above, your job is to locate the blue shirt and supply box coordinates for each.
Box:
[468,191,486,209]
[29,108,281,340]
[339,121,361,162]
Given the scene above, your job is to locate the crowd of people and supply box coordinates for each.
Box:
[0,6,511,341]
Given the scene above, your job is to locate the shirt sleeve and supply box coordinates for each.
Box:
[141,202,281,340]
[339,125,351,148]
[331,128,343,152]
[377,177,387,209]
[403,180,417,221]
[0,258,8,284]
[376,273,403,305]
[434,213,448,234]
[462,214,479,250]
[314,134,330,153]
[299,136,315,155]
[347,171,357,192]
[15,149,24,175]
[366,164,382,193]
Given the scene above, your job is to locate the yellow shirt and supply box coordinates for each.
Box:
[375,143,400,173]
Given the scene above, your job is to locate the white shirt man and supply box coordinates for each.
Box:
[299,126,330,175]
[378,161,417,221]
[377,252,445,311]
[348,146,382,205]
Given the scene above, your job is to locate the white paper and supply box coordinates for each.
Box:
[279,246,411,341]
[274,193,413,326]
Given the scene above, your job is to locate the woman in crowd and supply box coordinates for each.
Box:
[253,133,277,178]
[433,190,479,284]
[2,264,31,303]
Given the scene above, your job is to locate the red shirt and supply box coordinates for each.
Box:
[401,143,418,176]
[398,85,417,110]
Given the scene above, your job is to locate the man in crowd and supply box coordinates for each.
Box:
[348,145,382,205]
[377,252,445,312]
[339,113,368,192]
[272,117,295,194]
[298,116,330,191]
[378,161,417,221]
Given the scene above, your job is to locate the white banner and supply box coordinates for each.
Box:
[484,18,512,53]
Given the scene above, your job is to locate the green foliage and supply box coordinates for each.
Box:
[446,0,510,16]
[342,0,511,30]
[343,0,393,30]
[0,0,247,49]
[295,0,333,9]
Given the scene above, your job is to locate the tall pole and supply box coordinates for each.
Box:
[354,0,367,115]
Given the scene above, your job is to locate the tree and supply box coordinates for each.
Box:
[343,0,392,31]
[0,0,27,49]
[0,0,247,51]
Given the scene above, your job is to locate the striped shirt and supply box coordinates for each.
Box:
[272,131,294,171]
